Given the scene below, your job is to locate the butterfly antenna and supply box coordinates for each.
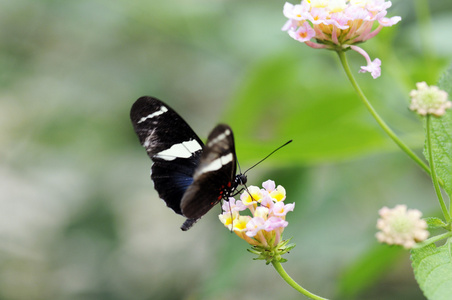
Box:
[229,140,292,231]
[237,158,243,174]
[244,140,292,175]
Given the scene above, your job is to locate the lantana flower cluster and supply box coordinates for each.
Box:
[409,82,451,117]
[282,0,401,78]
[376,205,429,249]
[219,180,295,263]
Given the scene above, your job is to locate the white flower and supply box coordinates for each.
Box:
[409,82,451,117]
[376,205,429,249]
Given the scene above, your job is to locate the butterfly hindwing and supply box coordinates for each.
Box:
[130,97,243,231]
[130,96,204,215]
[181,124,237,219]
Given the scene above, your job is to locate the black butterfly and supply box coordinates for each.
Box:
[130,96,247,231]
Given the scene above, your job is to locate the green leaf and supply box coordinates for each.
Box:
[424,65,452,198]
[425,217,448,229]
[411,241,452,300]
[225,52,407,164]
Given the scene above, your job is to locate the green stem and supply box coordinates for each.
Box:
[426,115,450,222]
[271,261,328,300]
[336,50,431,176]
[412,231,452,249]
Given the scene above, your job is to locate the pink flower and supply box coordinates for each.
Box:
[222,197,247,213]
[246,217,266,237]
[219,180,295,251]
[218,211,236,230]
[351,45,381,78]
[283,2,309,21]
[270,186,286,202]
[262,179,276,192]
[264,217,288,231]
[282,0,401,78]
[255,206,270,218]
[232,215,252,232]
[272,202,295,217]
[308,7,329,25]
[359,58,381,79]
[261,180,287,202]
[260,194,275,210]
[240,186,263,206]
[379,15,402,26]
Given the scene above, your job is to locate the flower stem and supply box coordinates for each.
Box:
[426,115,450,223]
[336,50,431,176]
[412,231,452,249]
[271,261,328,300]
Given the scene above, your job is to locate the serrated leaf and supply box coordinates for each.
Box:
[424,65,452,198]
[411,242,452,300]
[425,217,447,229]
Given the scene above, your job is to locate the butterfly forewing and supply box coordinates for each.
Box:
[130,96,204,215]
[181,124,236,219]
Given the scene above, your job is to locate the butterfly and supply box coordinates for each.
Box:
[130,96,247,231]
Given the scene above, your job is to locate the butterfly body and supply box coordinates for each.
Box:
[130,96,245,230]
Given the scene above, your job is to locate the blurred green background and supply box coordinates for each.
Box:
[1,0,451,299]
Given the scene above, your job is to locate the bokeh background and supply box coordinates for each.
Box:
[1,0,452,299]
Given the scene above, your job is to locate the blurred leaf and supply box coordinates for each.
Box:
[423,65,452,198]
[411,242,452,300]
[226,51,422,165]
[65,197,118,241]
[336,245,404,299]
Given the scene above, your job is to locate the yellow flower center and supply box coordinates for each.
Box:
[270,187,286,202]
[298,31,308,38]
[233,216,251,232]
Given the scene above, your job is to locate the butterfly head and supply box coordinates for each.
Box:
[235,173,247,186]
